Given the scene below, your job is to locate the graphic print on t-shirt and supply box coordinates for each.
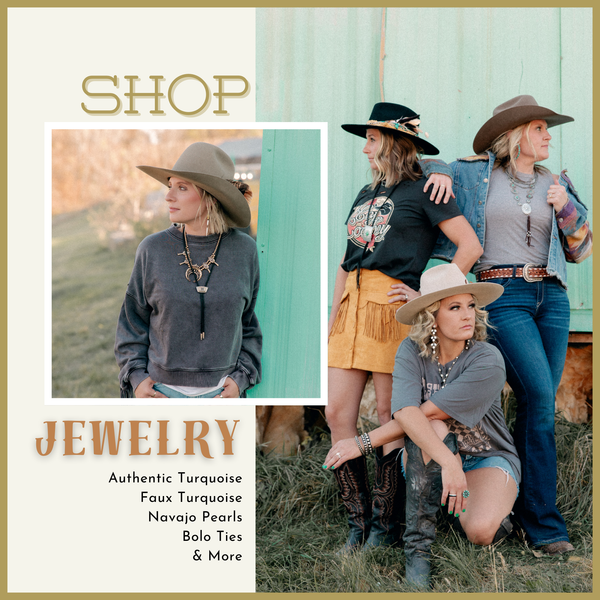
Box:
[447,419,492,453]
[347,195,394,251]
[422,378,492,453]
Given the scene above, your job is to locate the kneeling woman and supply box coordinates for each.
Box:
[325,264,520,588]
[115,142,262,399]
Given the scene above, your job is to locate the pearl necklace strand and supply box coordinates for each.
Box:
[436,339,471,388]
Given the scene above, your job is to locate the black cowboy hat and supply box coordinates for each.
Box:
[342,102,440,155]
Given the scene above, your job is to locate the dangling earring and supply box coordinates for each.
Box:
[430,325,438,355]
[515,144,521,160]
[206,201,211,234]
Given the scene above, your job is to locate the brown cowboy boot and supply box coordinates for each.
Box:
[364,446,405,549]
[403,433,458,589]
[333,455,372,552]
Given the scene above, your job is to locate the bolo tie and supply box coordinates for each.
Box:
[178,225,223,340]
[355,182,400,289]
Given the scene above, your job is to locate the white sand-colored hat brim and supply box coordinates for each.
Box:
[395,264,504,325]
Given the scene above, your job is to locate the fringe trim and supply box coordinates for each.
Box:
[364,301,405,342]
[330,296,349,337]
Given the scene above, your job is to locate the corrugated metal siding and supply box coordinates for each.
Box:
[248,129,321,398]
[256,7,592,331]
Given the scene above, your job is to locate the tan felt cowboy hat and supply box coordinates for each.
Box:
[473,95,574,155]
[395,263,504,325]
[137,142,251,228]
[342,102,440,155]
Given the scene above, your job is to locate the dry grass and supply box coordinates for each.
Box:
[52,209,161,397]
[256,412,592,593]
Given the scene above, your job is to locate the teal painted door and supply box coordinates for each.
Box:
[247,129,321,398]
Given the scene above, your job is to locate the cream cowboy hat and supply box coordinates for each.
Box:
[137,142,251,228]
[472,95,574,155]
[395,263,504,325]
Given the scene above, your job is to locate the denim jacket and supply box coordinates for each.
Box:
[423,152,592,288]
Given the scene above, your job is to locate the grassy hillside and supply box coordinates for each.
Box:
[52,210,162,397]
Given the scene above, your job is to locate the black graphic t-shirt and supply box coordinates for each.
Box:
[391,338,521,483]
[341,179,463,290]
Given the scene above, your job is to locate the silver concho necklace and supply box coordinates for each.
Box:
[506,169,537,246]
[507,169,537,215]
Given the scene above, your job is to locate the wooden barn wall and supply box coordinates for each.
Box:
[256,7,593,332]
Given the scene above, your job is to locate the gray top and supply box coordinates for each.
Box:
[476,168,554,272]
[391,338,521,483]
[115,226,262,397]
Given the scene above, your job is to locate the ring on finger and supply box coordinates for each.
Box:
[336,452,341,458]
[463,490,470,498]
[448,494,457,498]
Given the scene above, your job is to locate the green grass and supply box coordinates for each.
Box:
[52,209,166,397]
[256,415,593,593]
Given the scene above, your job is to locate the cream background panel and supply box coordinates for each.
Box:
[9,406,256,592]
[8,7,256,593]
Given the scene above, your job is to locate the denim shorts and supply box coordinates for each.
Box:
[461,454,519,496]
[401,450,519,496]
[152,383,225,399]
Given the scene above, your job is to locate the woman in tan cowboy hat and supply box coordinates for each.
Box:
[327,102,482,552]
[115,142,262,399]
[325,263,520,589]
[428,95,592,555]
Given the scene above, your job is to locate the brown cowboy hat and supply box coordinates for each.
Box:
[342,102,440,155]
[395,264,503,325]
[137,142,251,228]
[472,95,574,154]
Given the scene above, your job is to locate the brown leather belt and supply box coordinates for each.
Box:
[476,264,552,283]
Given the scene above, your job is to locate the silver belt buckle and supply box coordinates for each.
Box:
[523,263,543,283]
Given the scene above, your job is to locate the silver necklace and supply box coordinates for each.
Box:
[362,206,382,243]
[362,185,385,243]
[506,169,537,215]
[436,339,471,388]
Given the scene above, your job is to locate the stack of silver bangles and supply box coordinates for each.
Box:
[354,433,374,457]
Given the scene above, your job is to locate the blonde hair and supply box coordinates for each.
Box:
[370,131,422,189]
[408,296,491,359]
[192,180,252,235]
[489,121,550,179]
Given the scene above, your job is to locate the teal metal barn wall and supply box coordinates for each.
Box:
[256,7,592,332]
[248,129,321,398]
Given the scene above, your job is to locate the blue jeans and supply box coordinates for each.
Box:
[485,275,570,546]
[152,383,225,399]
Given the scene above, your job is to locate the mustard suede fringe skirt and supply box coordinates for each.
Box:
[328,269,411,374]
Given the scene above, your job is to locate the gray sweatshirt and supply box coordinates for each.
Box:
[115,226,262,397]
